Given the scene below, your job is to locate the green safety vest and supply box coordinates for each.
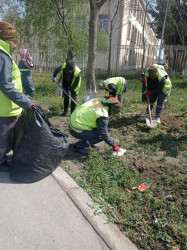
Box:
[19,68,30,72]
[61,62,81,94]
[153,64,165,71]
[69,98,109,133]
[145,68,172,96]
[103,77,126,95]
[0,40,23,117]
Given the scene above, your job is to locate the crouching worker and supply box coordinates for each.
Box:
[98,77,127,106]
[68,97,122,156]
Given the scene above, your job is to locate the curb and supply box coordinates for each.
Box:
[52,167,138,250]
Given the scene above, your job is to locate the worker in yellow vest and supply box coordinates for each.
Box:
[52,60,81,116]
[0,22,34,172]
[140,62,169,102]
[69,97,122,156]
[98,77,127,106]
[141,65,172,123]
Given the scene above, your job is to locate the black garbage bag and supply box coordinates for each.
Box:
[10,105,69,183]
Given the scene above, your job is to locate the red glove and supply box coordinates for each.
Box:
[29,103,36,110]
[105,94,113,99]
[147,91,152,96]
[105,95,110,99]
[113,145,119,152]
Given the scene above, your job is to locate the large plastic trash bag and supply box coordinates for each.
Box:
[10,105,69,183]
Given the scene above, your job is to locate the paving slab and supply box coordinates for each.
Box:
[0,171,109,250]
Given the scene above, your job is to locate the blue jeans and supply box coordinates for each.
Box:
[69,127,103,148]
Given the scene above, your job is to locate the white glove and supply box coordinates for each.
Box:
[113,147,126,156]
[51,76,56,82]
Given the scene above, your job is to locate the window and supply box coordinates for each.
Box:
[76,18,84,31]
[99,15,108,33]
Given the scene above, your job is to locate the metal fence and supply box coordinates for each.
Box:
[14,45,187,76]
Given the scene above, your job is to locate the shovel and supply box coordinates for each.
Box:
[56,82,79,107]
[146,95,157,128]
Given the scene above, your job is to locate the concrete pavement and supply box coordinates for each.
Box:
[0,167,138,250]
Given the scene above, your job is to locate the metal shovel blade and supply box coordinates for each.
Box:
[146,118,157,128]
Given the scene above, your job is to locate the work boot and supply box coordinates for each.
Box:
[141,112,149,117]
[73,145,89,156]
[61,112,67,117]
[156,117,161,123]
[76,148,89,156]
[0,162,10,172]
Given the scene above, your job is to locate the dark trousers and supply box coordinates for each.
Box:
[146,91,167,118]
[0,116,18,165]
[21,75,35,97]
[63,92,77,114]
[69,127,103,148]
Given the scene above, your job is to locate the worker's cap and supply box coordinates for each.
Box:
[66,60,75,71]
[148,65,158,78]
[98,81,105,90]
[0,21,18,42]
[99,97,122,112]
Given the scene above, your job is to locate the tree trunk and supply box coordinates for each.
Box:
[86,3,98,92]
[107,28,112,76]
[141,6,147,70]
[85,0,106,96]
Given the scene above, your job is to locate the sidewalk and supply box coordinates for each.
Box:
[0,167,138,250]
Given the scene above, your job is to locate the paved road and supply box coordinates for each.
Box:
[0,172,109,250]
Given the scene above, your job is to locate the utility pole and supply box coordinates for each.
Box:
[157,0,169,63]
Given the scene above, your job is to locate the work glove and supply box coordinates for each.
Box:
[29,103,36,110]
[105,94,113,99]
[113,147,126,157]
[105,95,111,99]
[113,145,119,152]
[51,76,56,82]
[67,90,71,96]
[146,90,152,96]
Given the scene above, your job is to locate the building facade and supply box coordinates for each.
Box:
[95,0,159,74]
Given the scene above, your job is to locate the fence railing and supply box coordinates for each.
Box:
[14,45,187,76]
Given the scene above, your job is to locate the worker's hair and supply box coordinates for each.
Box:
[98,81,104,90]
[0,21,18,42]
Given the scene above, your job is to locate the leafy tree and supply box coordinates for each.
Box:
[103,0,123,76]
[2,0,89,58]
[148,0,187,46]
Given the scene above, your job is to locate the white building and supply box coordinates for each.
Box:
[94,0,159,74]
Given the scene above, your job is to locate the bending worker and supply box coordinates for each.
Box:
[69,97,122,156]
[141,63,168,102]
[98,77,127,106]
[141,64,172,124]
[52,60,81,116]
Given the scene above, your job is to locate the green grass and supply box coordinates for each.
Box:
[32,72,187,250]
